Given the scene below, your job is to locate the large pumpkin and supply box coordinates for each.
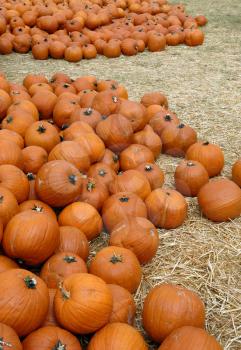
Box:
[145,188,187,229]
[40,252,87,288]
[2,210,59,265]
[87,323,148,350]
[158,326,222,350]
[22,326,82,350]
[0,269,49,336]
[142,284,205,342]
[58,202,103,240]
[54,273,113,334]
[197,179,241,222]
[109,217,159,264]
[0,323,22,350]
[89,246,142,293]
[35,160,82,207]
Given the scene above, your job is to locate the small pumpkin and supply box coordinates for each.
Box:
[70,107,101,129]
[175,160,209,196]
[121,38,138,56]
[2,110,35,137]
[79,177,109,211]
[141,91,168,109]
[135,163,165,190]
[158,326,222,350]
[23,74,48,90]
[74,133,106,164]
[0,323,22,350]
[55,226,89,261]
[92,91,121,116]
[142,283,205,342]
[31,90,57,119]
[108,284,136,324]
[149,110,180,136]
[232,158,241,187]
[0,269,49,336]
[64,45,83,62]
[185,28,205,46]
[53,96,79,128]
[120,144,154,171]
[40,252,87,289]
[147,32,166,51]
[62,121,94,140]
[58,202,103,240]
[0,255,19,273]
[88,162,117,188]
[117,99,146,132]
[198,178,241,222]
[103,39,121,58]
[186,141,224,177]
[54,273,113,334]
[132,125,162,158]
[32,43,49,60]
[145,188,188,229]
[54,83,77,97]
[49,41,66,59]
[22,145,48,174]
[89,246,142,293]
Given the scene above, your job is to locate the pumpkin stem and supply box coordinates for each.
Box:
[112,96,118,103]
[6,116,13,124]
[164,114,171,121]
[110,253,122,264]
[64,255,77,263]
[111,84,117,90]
[87,181,95,192]
[0,337,12,349]
[24,276,37,289]
[0,195,3,203]
[61,124,69,130]
[187,162,195,167]
[166,192,170,196]
[145,165,153,171]
[52,340,66,350]
[113,154,119,163]
[203,141,209,145]
[63,83,70,88]
[37,124,46,133]
[84,108,92,116]
[68,174,77,185]
[98,169,107,177]
[178,123,185,128]
[119,196,129,202]
[27,172,35,180]
[32,205,43,213]
[59,282,70,300]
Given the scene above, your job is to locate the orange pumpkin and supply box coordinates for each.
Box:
[19,199,57,221]
[62,121,94,141]
[117,99,146,131]
[232,158,241,187]
[87,162,117,188]
[132,125,162,158]
[53,96,79,128]
[79,177,109,211]
[100,149,120,173]
[31,90,57,119]
[135,163,165,190]
[74,133,105,163]
[22,145,48,174]
[0,323,22,350]
[2,110,35,137]
[120,144,154,170]
[108,284,136,324]
[141,91,168,109]
[0,139,23,169]
[70,107,102,129]
[0,89,11,120]
[0,129,24,149]
[92,91,121,116]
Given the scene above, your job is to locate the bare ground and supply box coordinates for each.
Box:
[0,0,241,349]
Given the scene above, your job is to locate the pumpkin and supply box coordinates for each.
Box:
[158,326,222,350]
[24,121,60,153]
[0,186,19,227]
[161,123,197,157]
[83,43,98,59]
[149,110,180,137]
[103,39,121,58]
[2,110,35,137]
[0,89,11,120]
[64,45,83,62]
[0,129,24,149]
[0,269,49,336]
[142,283,205,342]
[110,216,159,263]
[186,141,225,177]
[174,160,209,196]
[148,32,166,51]
[13,34,31,54]
[0,323,22,350]
[78,89,98,108]
[89,246,142,293]
[109,170,151,200]
[92,91,121,116]
[70,107,102,129]
[141,91,168,109]
[145,188,187,229]
[0,164,29,203]
[120,144,154,171]
[74,133,105,164]
[79,177,109,211]
[120,38,138,56]
[7,100,39,121]
[53,97,79,128]
[42,289,58,327]
[102,192,147,232]
[31,90,57,119]
[88,162,117,187]
[9,89,31,102]
[58,202,103,240]
[0,255,19,273]
[54,83,77,97]
[62,121,94,140]
[3,210,59,265]
[56,226,89,261]
[22,326,82,350]
[232,158,241,187]
[19,199,57,221]
[108,284,136,324]
[54,273,113,334]
[87,323,148,350]
[0,37,12,54]
[48,141,90,172]
[195,15,208,26]
[73,76,97,92]
[0,139,23,169]
[22,145,48,174]
[132,125,162,158]
[23,74,48,90]
[135,163,165,190]
[116,99,146,132]
[32,43,49,60]
[40,252,87,289]
[185,28,205,46]
[49,41,66,59]
[35,160,82,207]
[28,83,53,97]
[198,179,241,222]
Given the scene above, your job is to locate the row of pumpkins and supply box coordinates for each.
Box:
[0,0,207,60]
[0,71,240,350]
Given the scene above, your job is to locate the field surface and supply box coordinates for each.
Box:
[0,0,241,348]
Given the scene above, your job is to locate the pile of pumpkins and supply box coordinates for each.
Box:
[0,0,207,61]
[0,71,240,350]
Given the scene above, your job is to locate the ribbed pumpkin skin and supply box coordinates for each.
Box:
[0,255,18,273]
[87,323,148,350]
[54,273,113,334]
[142,284,205,342]
[108,284,136,324]
[0,269,49,337]
[232,158,241,187]
[0,185,19,227]
[109,217,159,264]
[0,323,22,350]
[22,326,82,350]
[2,211,59,265]
[0,139,23,169]
[89,246,142,293]
[158,326,223,350]
[197,179,241,222]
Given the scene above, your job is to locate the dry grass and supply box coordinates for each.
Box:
[0,0,241,348]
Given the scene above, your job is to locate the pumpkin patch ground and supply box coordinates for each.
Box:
[0,0,240,349]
